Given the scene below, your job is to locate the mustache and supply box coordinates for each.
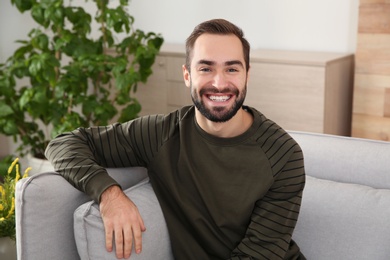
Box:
[199,87,239,96]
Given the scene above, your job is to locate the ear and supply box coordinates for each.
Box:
[246,65,250,83]
[182,65,191,88]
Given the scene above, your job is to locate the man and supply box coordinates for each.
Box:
[46,19,306,259]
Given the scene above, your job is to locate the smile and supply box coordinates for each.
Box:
[208,95,231,102]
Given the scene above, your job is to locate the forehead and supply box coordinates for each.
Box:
[191,33,245,67]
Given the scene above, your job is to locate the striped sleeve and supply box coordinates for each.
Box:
[230,131,305,259]
[45,115,167,203]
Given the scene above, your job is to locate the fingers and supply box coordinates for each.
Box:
[103,212,146,259]
[122,224,133,258]
[105,222,114,253]
[109,222,145,259]
[132,222,143,255]
[100,187,146,258]
[134,214,146,254]
[114,228,125,259]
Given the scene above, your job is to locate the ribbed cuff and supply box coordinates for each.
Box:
[85,172,122,203]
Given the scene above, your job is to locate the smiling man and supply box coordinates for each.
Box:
[186,34,248,124]
[46,19,306,259]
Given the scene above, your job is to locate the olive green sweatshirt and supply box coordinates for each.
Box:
[45,105,305,260]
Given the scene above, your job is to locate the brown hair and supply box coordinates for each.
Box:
[185,19,250,72]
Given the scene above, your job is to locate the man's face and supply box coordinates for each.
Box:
[183,33,249,123]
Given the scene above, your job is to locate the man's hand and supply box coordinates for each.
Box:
[99,185,146,259]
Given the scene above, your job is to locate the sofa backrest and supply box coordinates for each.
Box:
[289,131,390,260]
[289,131,390,189]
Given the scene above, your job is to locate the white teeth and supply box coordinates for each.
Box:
[209,95,230,102]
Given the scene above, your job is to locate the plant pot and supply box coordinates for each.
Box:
[26,154,54,175]
[0,237,17,260]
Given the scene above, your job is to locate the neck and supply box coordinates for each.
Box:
[195,107,253,138]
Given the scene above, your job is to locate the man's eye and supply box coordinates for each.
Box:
[200,67,211,72]
[227,68,238,72]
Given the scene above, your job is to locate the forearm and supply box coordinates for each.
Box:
[46,125,125,201]
[46,117,162,202]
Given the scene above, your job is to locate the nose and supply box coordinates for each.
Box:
[212,72,228,90]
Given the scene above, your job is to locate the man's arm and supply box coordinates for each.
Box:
[45,122,148,202]
[230,145,305,259]
[45,121,152,258]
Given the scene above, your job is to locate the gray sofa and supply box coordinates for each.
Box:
[15,131,390,259]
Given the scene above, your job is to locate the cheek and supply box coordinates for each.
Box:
[190,76,206,89]
[232,77,247,90]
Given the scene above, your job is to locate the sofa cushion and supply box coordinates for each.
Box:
[73,179,173,259]
[293,175,390,260]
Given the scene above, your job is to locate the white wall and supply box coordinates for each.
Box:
[0,0,359,156]
[128,0,359,53]
[0,0,360,58]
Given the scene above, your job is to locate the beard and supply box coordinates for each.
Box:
[190,83,247,123]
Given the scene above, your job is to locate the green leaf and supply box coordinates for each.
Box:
[31,33,49,50]
[28,57,42,76]
[93,101,117,125]
[119,0,129,6]
[31,5,48,27]
[65,7,91,35]
[14,44,33,59]
[19,88,33,109]
[149,36,164,50]
[82,95,99,117]
[11,0,34,13]
[43,67,57,85]
[0,117,19,135]
[52,6,64,25]
[0,75,16,93]
[118,101,141,122]
[0,102,14,117]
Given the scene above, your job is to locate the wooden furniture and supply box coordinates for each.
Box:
[135,44,354,136]
[352,1,390,141]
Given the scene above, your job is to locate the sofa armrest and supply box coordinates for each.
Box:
[15,167,148,260]
[15,172,88,260]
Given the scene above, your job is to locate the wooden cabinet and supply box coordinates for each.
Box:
[136,44,354,136]
[134,45,190,116]
[247,49,354,135]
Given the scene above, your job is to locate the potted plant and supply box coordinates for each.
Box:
[0,158,30,259]
[0,0,163,160]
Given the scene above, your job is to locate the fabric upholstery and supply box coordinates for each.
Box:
[15,172,87,260]
[290,131,390,189]
[74,179,173,260]
[293,176,390,260]
[15,167,148,260]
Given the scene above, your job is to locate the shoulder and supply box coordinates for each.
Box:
[123,105,195,140]
[245,106,301,162]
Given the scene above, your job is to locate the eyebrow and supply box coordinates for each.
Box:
[197,59,244,68]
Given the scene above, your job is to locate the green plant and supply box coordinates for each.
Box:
[0,0,163,158]
[0,158,30,240]
[0,156,15,181]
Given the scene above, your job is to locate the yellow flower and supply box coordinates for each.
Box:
[8,157,19,175]
[23,167,32,178]
[15,164,20,183]
[0,185,4,200]
[6,198,15,219]
[1,157,30,239]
